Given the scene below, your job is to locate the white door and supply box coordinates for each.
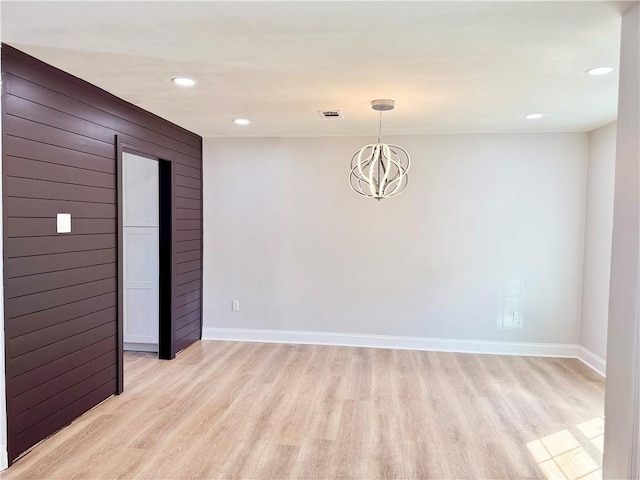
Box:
[123,152,159,352]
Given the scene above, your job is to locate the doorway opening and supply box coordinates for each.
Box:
[117,138,175,394]
[122,152,160,354]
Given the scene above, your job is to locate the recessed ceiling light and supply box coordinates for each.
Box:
[233,118,251,125]
[586,66,615,76]
[524,113,544,119]
[171,77,196,87]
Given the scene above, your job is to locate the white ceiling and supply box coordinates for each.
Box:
[1,1,627,137]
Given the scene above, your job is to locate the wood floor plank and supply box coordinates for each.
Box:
[0,341,605,480]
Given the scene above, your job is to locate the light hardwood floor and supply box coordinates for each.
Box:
[2,341,605,479]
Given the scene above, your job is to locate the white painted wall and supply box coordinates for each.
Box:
[603,2,640,477]
[579,122,616,369]
[203,133,588,348]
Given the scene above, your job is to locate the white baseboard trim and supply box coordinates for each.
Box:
[577,346,606,377]
[0,445,7,471]
[203,328,578,358]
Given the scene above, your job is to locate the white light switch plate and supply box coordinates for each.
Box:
[57,213,72,233]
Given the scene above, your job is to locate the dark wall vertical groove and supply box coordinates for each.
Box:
[1,44,203,463]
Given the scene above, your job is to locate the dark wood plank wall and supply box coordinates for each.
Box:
[1,44,203,463]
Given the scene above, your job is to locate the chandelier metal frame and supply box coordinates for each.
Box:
[349,99,410,200]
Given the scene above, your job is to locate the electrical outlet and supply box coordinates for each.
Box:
[513,311,523,327]
[232,300,240,311]
[499,310,524,330]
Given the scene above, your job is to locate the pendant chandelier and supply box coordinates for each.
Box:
[349,99,410,200]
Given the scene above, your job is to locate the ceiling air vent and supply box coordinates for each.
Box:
[318,110,343,119]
